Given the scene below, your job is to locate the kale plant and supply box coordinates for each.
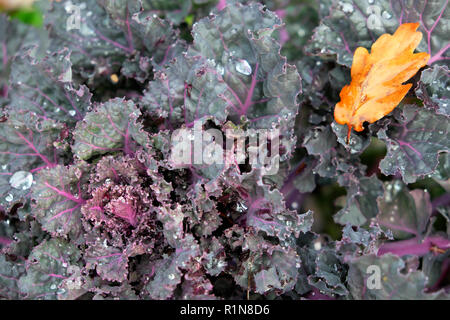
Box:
[0,0,449,300]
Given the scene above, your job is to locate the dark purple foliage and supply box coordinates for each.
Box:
[0,0,448,300]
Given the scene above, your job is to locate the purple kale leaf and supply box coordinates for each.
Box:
[334,175,384,226]
[376,181,450,258]
[17,238,82,300]
[0,13,47,106]
[230,230,300,295]
[416,65,449,117]
[143,2,301,158]
[377,180,432,239]
[0,254,25,299]
[377,104,449,184]
[9,48,92,125]
[31,164,88,240]
[141,0,193,25]
[144,234,203,299]
[85,240,129,283]
[72,98,149,160]
[306,0,449,67]
[0,111,62,211]
[42,0,186,83]
[303,125,367,187]
[307,248,349,296]
[348,254,450,299]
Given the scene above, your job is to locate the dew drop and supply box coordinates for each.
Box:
[168,273,175,280]
[368,0,374,4]
[297,28,306,37]
[385,193,392,202]
[236,202,248,212]
[393,180,402,192]
[340,2,354,14]
[313,239,322,251]
[235,59,252,76]
[64,1,73,13]
[216,64,225,76]
[382,11,392,20]
[9,171,33,190]
[50,284,57,290]
[68,110,77,117]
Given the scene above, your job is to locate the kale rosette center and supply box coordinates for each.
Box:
[81,155,160,247]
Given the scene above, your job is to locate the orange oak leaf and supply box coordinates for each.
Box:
[334,23,430,143]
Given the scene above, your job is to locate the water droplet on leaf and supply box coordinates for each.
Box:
[235,59,252,76]
[313,239,322,251]
[340,2,354,13]
[382,11,392,20]
[9,171,33,190]
[216,64,225,76]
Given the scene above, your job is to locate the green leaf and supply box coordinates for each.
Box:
[9,7,43,27]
